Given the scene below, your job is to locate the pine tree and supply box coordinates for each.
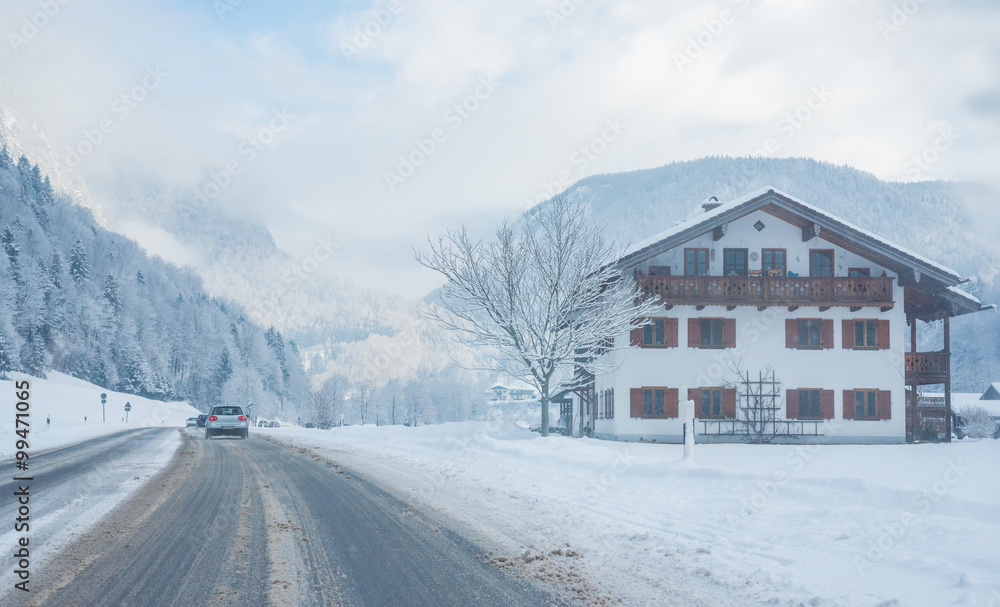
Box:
[0,333,13,379]
[69,239,90,283]
[136,269,145,285]
[1,227,18,268]
[50,251,64,289]
[20,327,46,377]
[103,274,122,317]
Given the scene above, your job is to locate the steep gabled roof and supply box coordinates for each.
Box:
[615,187,992,320]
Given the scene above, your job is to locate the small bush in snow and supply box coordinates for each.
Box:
[958,406,997,439]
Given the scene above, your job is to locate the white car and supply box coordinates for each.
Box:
[186,417,197,427]
[204,406,249,440]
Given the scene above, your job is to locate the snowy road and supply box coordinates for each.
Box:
[9,429,562,607]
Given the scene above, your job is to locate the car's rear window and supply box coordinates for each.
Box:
[212,407,244,416]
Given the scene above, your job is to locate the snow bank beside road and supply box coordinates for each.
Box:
[1,371,199,457]
[262,422,1000,606]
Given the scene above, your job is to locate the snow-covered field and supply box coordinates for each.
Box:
[262,422,1000,607]
[1,371,199,458]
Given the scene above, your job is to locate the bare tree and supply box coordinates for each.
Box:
[311,374,347,430]
[416,195,660,436]
[355,383,373,425]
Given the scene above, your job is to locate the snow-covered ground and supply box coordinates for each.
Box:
[262,422,1000,607]
[1,371,199,458]
[0,372,197,592]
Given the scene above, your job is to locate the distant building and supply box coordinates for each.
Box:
[488,385,538,402]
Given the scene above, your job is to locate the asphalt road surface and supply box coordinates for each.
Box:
[16,429,562,607]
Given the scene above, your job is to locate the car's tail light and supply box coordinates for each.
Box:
[238,415,247,421]
[209,415,218,421]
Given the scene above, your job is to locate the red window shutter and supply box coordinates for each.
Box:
[630,319,645,347]
[630,388,643,418]
[842,320,853,349]
[688,388,701,417]
[688,318,700,348]
[664,388,679,418]
[785,389,799,419]
[723,319,736,348]
[843,390,855,420]
[821,390,834,419]
[877,390,892,420]
[722,389,737,418]
[821,319,834,349]
[785,319,798,349]
[877,320,890,350]
[665,318,679,348]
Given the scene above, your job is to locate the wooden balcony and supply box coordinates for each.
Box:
[635,275,894,309]
[905,351,949,385]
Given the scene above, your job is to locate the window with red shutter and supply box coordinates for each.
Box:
[722,389,737,418]
[821,319,833,349]
[785,389,799,419]
[842,319,853,349]
[877,390,891,419]
[820,390,834,419]
[630,325,644,347]
[665,318,679,348]
[785,319,798,349]
[877,320,890,350]
[664,388,679,418]
[630,388,643,418]
[842,390,855,420]
[687,318,700,347]
[723,319,736,348]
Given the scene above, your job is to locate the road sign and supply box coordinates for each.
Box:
[124,403,132,412]
[101,393,107,423]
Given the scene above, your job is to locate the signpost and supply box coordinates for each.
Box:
[124,401,132,423]
[101,393,107,423]
[682,396,695,464]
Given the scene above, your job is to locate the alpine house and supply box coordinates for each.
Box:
[579,187,992,444]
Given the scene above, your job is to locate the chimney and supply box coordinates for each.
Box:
[702,196,721,212]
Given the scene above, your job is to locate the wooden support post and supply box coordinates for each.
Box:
[910,317,917,353]
[944,316,951,442]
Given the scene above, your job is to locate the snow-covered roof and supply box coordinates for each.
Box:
[922,391,1000,416]
[618,186,964,283]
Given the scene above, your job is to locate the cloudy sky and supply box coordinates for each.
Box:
[1,0,998,296]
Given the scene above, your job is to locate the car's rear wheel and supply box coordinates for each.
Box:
[241,429,248,440]
[205,430,212,440]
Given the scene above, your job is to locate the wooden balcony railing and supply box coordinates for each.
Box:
[905,351,949,384]
[634,275,894,308]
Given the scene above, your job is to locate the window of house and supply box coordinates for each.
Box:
[848,268,870,277]
[684,248,709,276]
[643,389,653,416]
[607,389,614,418]
[654,389,665,416]
[649,265,671,276]
[855,390,877,419]
[700,318,724,347]
[700,388,723,417]
[797,319,822,349]
[798,389,822,419]
[810,250,834,277]
[854,320,877,348]
[640,318,675,347]
[762,249,786,275]
[723,249,748,276]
